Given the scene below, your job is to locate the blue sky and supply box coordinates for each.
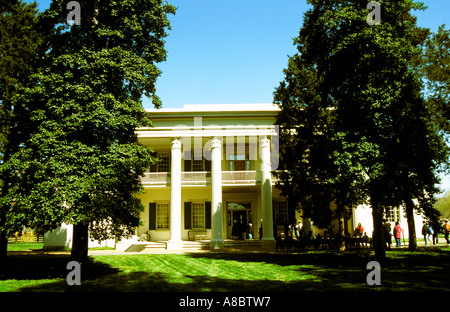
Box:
[30,0,450,195]
[31,0,449,109]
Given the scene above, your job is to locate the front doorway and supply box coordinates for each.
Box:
[226,202,252,239]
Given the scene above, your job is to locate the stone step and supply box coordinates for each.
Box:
[124,240,265,252]
[144,241,167,250]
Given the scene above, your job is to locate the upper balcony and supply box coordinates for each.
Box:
[141,171,281,187]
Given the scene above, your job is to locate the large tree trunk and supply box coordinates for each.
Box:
[0,230,7,260]
[338,205,347,252]
[404,198,417,251]
[71,223,89,263]
[370,196,386,261]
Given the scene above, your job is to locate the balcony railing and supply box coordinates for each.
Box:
[141,170,281,186]
[141,172,169,184]
[222,171,259,182]
[181,171,209,183]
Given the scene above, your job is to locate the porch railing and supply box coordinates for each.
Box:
[141,170,281,185]
[141,172,169,184]
[222,171,259,182]
[182,171,209,182]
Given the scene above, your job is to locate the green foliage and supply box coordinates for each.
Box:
[434,191,450,219]
[274,0,448,256]
[0,0,44,237]
[1,0,175,242]
[420,25,450,134]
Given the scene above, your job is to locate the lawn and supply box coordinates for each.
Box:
[1,244,450,293]
[6,242,44,252]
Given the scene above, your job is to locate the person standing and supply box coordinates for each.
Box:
[431,221,440,245]
[443,220,450,245]
[394,222,402,247]
[422,221,431,246]
[428,223,435,245]
[295,220,302,239]
[383,219,392,249]
[355,223,364,238]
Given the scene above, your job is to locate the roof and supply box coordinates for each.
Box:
[145,103,280,115]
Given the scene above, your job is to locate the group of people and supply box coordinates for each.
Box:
[231,220,253,240]
[381,219,450,248]
[421,220,450,246]
[283,220,304,239]
[380,220,403,248]
[356,221,403,248]
[277,218,450,249]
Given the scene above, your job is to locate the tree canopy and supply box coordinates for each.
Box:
[0,0,44,259]
[1,0,176,260]
[420,25,450,134]
[274,0,448,259]
[434,191,450,220]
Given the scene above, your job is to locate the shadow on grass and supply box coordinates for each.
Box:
[0,252,120,291]
[1,254,320,292]
[1,247,449,292]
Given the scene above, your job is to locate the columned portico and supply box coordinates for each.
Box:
[167,138,182,249]
[210,137,224,249]
[260,136,275,244]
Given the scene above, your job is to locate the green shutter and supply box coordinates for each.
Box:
[204,151,211,171]
[149,203,156,230]
[149,151,157,172]
[205,202,212,229]
[184,202,192,230]
[184,151,192,171]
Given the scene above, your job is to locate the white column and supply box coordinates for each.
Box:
[210,137,224,249]
[168,138,182,249]
[260,136,275,244]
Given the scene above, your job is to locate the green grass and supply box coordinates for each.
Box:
[1,246,449,292]
[6,242,44,252]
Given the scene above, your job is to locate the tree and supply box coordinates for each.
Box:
[273,55,365,250]
[274,0,447,260]
[420,25,450,134]
[4,0,175,262]
[381,77,447,251]
[434,191,450,220]
[0,0,43,259]
[409,24,450,249]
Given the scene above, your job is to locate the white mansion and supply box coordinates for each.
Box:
[44,103,426,250]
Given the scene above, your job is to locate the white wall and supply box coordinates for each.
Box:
[43,223,73,250]
[352,204,426,239]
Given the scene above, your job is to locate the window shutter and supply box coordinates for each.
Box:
[184,151,192,171]
[149,203,156,230]
[184,202,192,230]
[149,152,157,172]
[204,151,211,171]
[205,202,212,229]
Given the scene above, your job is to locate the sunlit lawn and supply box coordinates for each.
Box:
[6,242,44,252]
[1,243,449,292]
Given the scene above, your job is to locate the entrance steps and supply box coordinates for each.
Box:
[122,239,264,252]
[144,241,167,251]
[182,240,210,250]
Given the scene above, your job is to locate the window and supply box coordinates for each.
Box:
[274,200,288,226]
[157,152,170,172]
[156,203,170,229]
[185,202,211,230]
[227,143,253,171]
[229,155,250,171]
[192,152,204,171]
[384,207,401,223]
[192,202,205,229]
[184,151,210,171]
